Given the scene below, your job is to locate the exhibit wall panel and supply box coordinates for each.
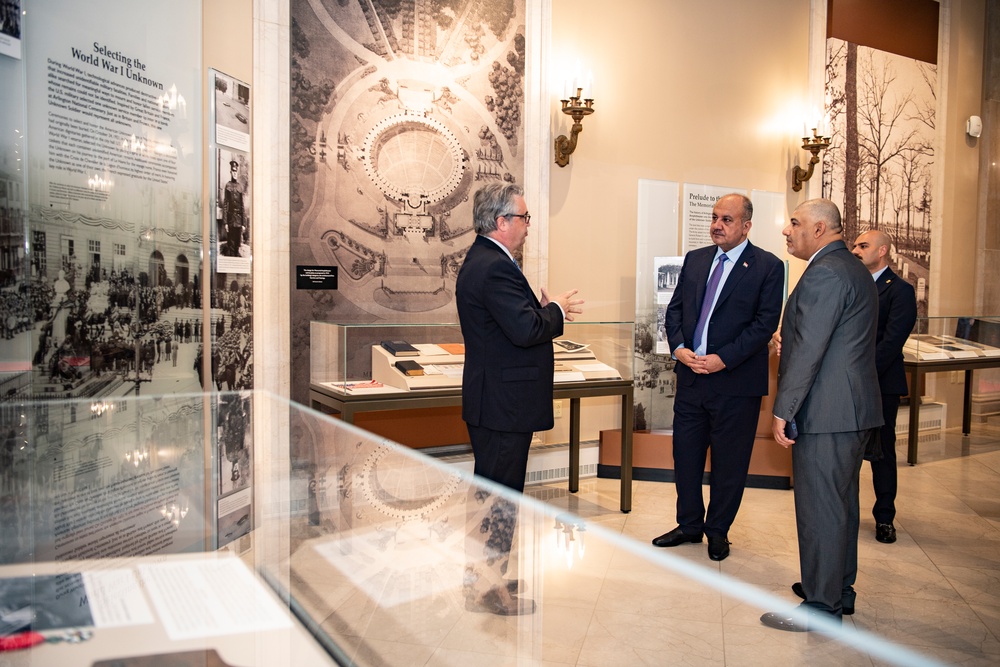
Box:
[0,0,205,402]
[0,15,28,386]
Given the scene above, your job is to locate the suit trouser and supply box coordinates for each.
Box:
[467,424,532,493]
[672,383,762,538]
[792,430,866,617]
[464,427,528,601]
[870,394,900,524]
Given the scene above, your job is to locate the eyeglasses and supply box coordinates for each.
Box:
[502,212,531,224]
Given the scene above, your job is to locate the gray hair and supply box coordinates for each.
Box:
[473,183,524,235]
[799,198,843,233]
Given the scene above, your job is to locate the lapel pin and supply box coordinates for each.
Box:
[742,262,748,268]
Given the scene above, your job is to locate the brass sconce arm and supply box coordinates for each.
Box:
[791,128,831,191]
[554,89,595,167]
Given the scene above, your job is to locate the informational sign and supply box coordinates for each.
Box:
[296,265,338,290]
[12,0,203,400]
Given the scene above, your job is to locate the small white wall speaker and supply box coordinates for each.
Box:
[967,115,983,138]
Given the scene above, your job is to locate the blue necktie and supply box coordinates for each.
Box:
[693,254,727,353]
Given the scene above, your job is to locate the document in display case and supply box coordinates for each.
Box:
[312,321,631,394]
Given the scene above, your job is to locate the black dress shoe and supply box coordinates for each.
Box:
[652,527,703,548]
[465,587,536,616]
[791,582,854,615]
[707,536,730,561]
[876,522,897,543]
[760,611,810,632]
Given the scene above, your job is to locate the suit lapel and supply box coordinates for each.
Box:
[876,267,897,295]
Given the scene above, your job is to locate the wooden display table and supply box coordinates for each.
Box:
[904,355,1000,464]
[309,379,636,512]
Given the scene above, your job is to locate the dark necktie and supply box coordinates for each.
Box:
[693,254,727,353]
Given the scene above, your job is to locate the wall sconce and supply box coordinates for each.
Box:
[554,88,595,167]
[791,127,831,191]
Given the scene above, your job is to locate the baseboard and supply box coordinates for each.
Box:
[597,464,791,490]
[432,440,601,487]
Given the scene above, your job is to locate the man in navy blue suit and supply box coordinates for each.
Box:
[456,183,583,493]
[851,230,917,544]
[653,193,783,561]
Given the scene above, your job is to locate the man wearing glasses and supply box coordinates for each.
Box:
[457,183,583,492]
[457,183,582,616]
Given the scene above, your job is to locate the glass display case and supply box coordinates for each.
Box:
[0,393,942,666]
[901,316,1000,464]
[903,316,1000,361]
[310,321,634,393]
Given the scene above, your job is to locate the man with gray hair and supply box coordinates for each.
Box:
[456,183,583,491]
[761,198,882,632]
[457,183,582,617]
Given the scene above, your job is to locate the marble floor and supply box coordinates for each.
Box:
[524,427,1000,666]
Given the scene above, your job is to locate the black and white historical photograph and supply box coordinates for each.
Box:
[217,392,251,496]
[0,0,21,60]
[824,38,936,317]
[653,256,683,355]
[207,275,252,393]
[213,71,251,152]
[287,0,528,404]
[216,148,251,269]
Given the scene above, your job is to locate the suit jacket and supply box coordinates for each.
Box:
[665,240,784,396]
[774,240,882,434]
[456,235,564,433]
[874,266,917,396]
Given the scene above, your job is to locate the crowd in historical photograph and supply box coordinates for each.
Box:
[1,255,252,398]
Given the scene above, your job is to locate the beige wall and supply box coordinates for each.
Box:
[933,0,985,317]
[548,0,812,321]
[203,0,255,392]
[205,1,253,85]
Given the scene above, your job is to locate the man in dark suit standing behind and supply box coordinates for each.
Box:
[456,183,583,492]
[852,230,917,544]
[762,199,882,632]
[652,193,783,561]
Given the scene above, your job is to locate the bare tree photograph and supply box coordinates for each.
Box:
[824,38,937,317]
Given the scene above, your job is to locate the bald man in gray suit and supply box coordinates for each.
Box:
[760,199,882,632]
